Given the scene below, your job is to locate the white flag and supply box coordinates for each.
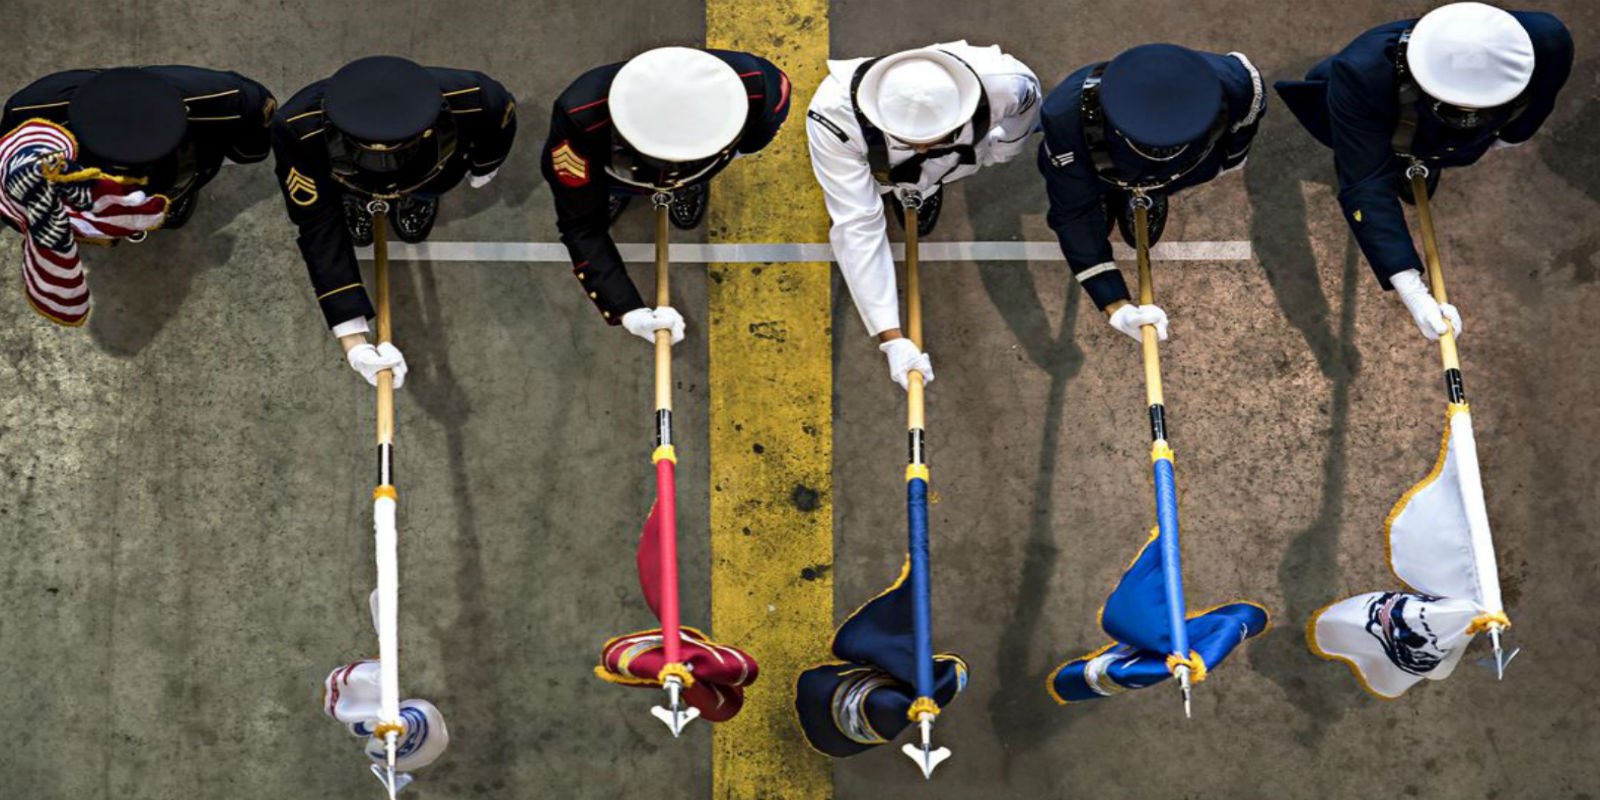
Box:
[322,660,451,772]
[1311,405,1509,697]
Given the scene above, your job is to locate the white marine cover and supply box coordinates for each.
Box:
[612,47,749,161]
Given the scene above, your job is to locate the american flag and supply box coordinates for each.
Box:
[0,119,169,326]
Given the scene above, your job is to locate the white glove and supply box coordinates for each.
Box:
[1391,269,1462,341]
[879,338,933,391]
[621,306,686,346]
[468,169,498,189]
[1108,303,1169,342]
[347,342,408,388]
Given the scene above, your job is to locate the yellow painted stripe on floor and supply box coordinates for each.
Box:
[706,2,833,798]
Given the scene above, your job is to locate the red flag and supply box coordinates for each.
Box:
[597,627,758,722]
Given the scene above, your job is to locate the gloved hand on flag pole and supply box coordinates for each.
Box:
[879,337,933,391]
[621,306,686,346]
[1393,268,1462,341]
[345,341,409,388]
[1107,302,1169,343]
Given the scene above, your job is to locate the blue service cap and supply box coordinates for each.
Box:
[68,68,187,165]
[325,56,441,143]
[1100,43,1222,149]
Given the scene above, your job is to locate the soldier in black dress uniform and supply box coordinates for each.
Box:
[271,56,516,386]
[2,65,276,231]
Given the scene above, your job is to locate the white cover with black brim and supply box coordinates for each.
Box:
[612,47,749,162]
[1408,2,1535,108]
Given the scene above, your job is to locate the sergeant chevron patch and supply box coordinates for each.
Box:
[285,167,318,206]
[551,140,588,187]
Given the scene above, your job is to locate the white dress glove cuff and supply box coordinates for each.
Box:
[331,318,371,338]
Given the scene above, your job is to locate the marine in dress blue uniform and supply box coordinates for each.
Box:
[1038,43,1265,339]
[1275,5,1573,297]
[2,66,275,231]
[540,47,790,333]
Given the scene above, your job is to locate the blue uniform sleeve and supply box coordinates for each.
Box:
[1499,12,1575,145]
[1212,53,1267,170]
[1037,136,1129,310]
[1327,56,1419,288]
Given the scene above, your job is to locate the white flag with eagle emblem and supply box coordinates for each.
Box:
[1310,403,1509,698]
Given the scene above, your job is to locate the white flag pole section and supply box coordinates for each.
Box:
[369,200,403,798]
[1409,164,1510,676]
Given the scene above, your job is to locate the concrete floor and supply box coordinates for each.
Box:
[2,1,1598,798]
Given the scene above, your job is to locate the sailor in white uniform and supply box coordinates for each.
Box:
[807,41,1040,391]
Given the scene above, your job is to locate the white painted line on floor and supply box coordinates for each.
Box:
[357,240,1253,263]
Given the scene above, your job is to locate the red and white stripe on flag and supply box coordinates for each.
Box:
[0,120,168,326]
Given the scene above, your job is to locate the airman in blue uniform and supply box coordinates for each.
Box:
[1038,43,1266,342]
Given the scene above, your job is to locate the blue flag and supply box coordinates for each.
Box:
[1049,531,1268,703]
[796,562,968,756]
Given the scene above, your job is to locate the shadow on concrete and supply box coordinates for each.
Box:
[84,166,268,357]
[450,155,539,219]
[958,159,1098,766]
[1242,105,1365,745]
[1539,57,1600,207]
[386,259,514,795]
[1538,57,1600,286]
[977,264,1090,767]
